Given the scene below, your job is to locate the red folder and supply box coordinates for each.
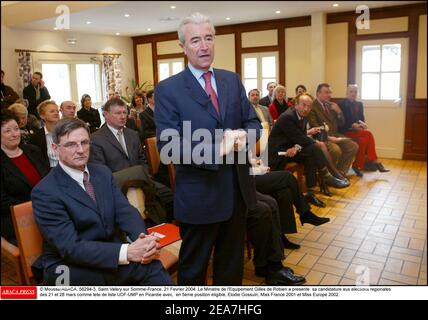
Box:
[147,223,181,247]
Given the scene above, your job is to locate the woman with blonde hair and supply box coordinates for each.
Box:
[29,100,60,168]
[268,85,292,121]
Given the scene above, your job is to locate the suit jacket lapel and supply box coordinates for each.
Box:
[55,165,100,215]
[102,126,128,158]
[184,67,221,123]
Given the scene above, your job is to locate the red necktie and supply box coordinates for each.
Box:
[202,72,220,115]
[83,171,97,203]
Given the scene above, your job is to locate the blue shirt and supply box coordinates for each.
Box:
[187,63,218,95]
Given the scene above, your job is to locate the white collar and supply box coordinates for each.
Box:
[106,123,124,137]
[43,126,51,135]
[59,161,89,189]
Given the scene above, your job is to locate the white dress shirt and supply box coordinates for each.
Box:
[188,63,218,95]
[59,161,129,265]
[44,126,59,168]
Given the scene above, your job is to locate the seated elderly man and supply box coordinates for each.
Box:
[60,100,77,120]
[8,102,40,144]
[31,118,174,286]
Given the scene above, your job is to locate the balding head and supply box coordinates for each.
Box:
[60,101,77,119]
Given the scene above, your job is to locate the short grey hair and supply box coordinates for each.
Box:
[52,118,90,144]
[8,103,28,116]
[177,12,215,44]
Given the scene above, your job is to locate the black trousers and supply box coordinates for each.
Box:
[247,192,284,268]
[152,179,174,223]
[255,171,310,234]
[43,259,174,286]
[271,143,326,189]
[177,179,247,286]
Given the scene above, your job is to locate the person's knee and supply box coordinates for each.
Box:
[328,142,342,161]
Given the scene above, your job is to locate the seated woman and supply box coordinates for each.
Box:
[77,94,101,133]
[289,84,307,106]
[129,90,146,121]
[268,85,293,121]
[1,110,49,243]
[29,100,60,169]
[339,84,389,176]
[8,102,40,144]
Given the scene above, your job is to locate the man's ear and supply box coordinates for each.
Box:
[52,143,60,157]
[179,42,186,55]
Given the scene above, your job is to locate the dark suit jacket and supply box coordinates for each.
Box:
[338,99,365,133]
[77,107,101,133]
[307,99,345,137]
[31,163,146,273]
[155,66,261,224]
[1,84,20,109]
[28,127,50,169]
[1,144,49,241]
[139,106,156,142]
[259,95,272,107]
[23,84,51,118]
[89,124,148,173]
[268,107,315,170]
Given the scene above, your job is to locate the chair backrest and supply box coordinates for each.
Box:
[10,201,43,285]
[145,136,160,176]
[121,180,147,220]
[167,163,176,191]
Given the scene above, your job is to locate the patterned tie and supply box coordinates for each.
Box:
[117,129,129,157]
[202,71,220,115]
[83,171,97,203]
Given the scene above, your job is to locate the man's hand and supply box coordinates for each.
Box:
[40,79,45,88]
[220,130,235,156]
[127,234,161,264]
[352,123,362,130]
[330,102,341,114]
[328,136,342,143]
[307,127,321,136]
[285,147,298,158]
[233,130,247,152]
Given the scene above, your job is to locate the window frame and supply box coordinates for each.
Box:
[157,57,185,82]
[241,51,279,97]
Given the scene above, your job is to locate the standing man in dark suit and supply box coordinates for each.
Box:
[89,97,173,222]
[139,89,156,143]
[155,12,261,285]
[23,72,51,119]
[259,82,277,107]
[32,118,173,285]
[268,93,349,207]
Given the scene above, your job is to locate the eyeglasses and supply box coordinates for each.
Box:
[57,139,90,151]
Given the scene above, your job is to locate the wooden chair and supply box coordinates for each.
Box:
[121,180,181,273]
[10,201,43,285]
[145,136,160,177]
[1,236,24,284]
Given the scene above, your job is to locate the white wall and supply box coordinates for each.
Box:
[1,23,135,99]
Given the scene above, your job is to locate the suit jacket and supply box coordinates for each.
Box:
[23,84,51,118]
[1,144,49,241]
[155,66,261,224]
[89,124,148,173]
[268,108,315,170]
[1,84,20,109]
[31,163,146,272]
[139,106,156,142]
[307,99,345,137]
[77,107,101,133]
[28,127,50,169]
[338,99,365,133]
[252,104,273,130]
[259,95,272,107]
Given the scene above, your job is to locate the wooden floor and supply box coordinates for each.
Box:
[2,159,426,286]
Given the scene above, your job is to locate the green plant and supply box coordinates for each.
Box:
[121,80,154,103]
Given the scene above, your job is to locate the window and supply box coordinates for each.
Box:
[41,60,103,108]
[242,52,278,97]
[360,43,401,101]
[158,58,184,81]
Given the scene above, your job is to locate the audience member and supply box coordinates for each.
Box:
[1,110,49,243]
[308,83,358,177]
[29,100,60,168]
[268,85,292,121]
[139,89,156,142]
[31,118,174,285]
[248,88,273,130]
[259,81,277,107]
[77,94,101,133]
[1,70,19,110]
[89,98,174,222]
[8,103,39,144]
[23,72,51,119]
[60,100,77,120]
[268,93,349,208]
[339,84,389,175]
[129,90,146,121]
